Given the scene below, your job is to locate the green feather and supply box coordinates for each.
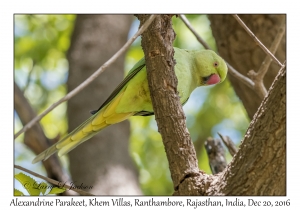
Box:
[32,47,228,163]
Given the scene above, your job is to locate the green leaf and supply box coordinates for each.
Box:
[48,187,66,195]
[14,173,40,196]
[14,189,24,196]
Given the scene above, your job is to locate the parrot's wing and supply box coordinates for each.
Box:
[91,54,192,117]
[90,60,146,115]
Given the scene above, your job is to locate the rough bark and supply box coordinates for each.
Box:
[136,14,201,190]
[213,65,286,195]
[67,15,142,195]
[209,14,286,119]
[174,63,286,196]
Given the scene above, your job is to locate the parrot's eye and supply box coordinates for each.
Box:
[213,61,219,67]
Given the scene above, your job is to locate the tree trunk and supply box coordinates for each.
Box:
[175,63,286,196]
[67,15,142,195]
[136,14,200,191]
[209,14,286,119]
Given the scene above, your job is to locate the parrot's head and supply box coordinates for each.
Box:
[194,50,228,86]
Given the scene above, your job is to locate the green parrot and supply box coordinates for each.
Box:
[32,47,228,164]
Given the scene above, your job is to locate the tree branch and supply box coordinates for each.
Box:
[218,132,238,156]
[232,14,283,67]
[248,19,286,99]
[215,64,286,195]
[136,14,201,191]
[15,165,94,196]
[175,56,286,195]
[14,14,158,139]
[179,15,211,49]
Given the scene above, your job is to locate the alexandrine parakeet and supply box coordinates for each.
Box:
[32,47,228,163]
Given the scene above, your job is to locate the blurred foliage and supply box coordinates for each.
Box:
[14,14,75,193]
[14,15,75,140]
[14,15,249,196]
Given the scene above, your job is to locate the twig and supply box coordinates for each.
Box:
[233,15,283,67]
[179,15,211,49]
[248,19,286,99]
[14,14,158,139]
[218,132,238,156]
[179,14,255,90]
[226,63,255,89]
[14,165,94,196]
[257,20,285,79]
[204,137,227,174]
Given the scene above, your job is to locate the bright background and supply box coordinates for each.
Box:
[14,14,249,195]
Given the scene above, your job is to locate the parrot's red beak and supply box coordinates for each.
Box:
[204,74,220,85]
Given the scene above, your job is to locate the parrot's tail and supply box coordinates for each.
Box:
[31,115,109,164]
[32,90,134,164]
